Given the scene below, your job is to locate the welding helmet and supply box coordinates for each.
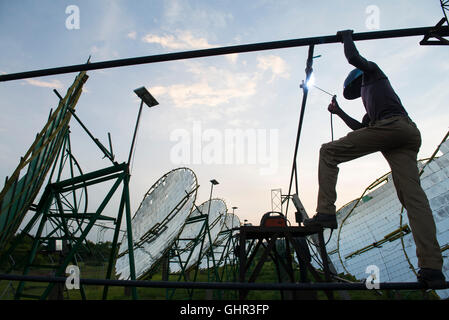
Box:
[343,68,363,100]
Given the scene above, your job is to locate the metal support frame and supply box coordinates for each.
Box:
[0,72,88,250]
[166,208,240,299]
[0,84,141,299]
[166,209,223,299]
[203,224,240,299]
[0,160,139,300]
[0,77,163,300]
[271,189,283,213]
[420,18,449,45]
[165,211,211,299]
[238,225,334,300]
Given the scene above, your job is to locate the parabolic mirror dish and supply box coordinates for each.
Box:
[170,198,227,273]
[115,167,198,280]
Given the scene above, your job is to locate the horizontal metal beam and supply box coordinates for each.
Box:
[0,273,447,291]
[51,162,126,190]
[1,25,448,82]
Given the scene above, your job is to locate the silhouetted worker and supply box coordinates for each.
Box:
[304,29,446,288]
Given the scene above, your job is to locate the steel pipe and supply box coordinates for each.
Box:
[1,25,448,82]
[0,273,447,291]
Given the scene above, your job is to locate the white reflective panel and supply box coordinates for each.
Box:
[55,239,63,252]
[115,168,197,280]
[199,213,240,269]
[168,204,206,274]
[170,199,227,273]
[312,139,449,299]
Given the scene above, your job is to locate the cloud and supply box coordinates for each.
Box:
[147,54,291,112]
[163,0,233,29]
[22,79,63,89]
[227,118,260,127]
[127,31,137,40]
[149,63,258,109]
[142,30,215,50]
[225,53,239,64]
[257,55,290,82]
[90,45,119,59]
[87,2,136,60]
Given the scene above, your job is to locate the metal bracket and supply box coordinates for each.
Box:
[420,18,449,45]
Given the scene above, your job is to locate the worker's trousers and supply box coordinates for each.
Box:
[317,115,443,270]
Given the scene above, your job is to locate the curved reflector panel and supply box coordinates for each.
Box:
[170,198,227,273]
[199,212,240,269]
[115,167,197,280]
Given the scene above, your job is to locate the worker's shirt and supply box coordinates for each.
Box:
[343,37,408,127]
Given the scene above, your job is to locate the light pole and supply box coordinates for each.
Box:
[128,86,159,166]
[125,86,159,300]
[207,179,219,216]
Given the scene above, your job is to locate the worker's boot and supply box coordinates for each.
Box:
[417,268,446,289]
[303,213,338,229]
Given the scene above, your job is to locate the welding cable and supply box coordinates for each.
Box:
[330,113,334,142]
[306,229,334,248]
[305,238,325,269]
[311,85,336,141]
[330,94,337,142]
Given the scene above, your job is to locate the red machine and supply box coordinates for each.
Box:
[260,211,288,227]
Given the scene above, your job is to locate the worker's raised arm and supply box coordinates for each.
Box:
[337,30,377,73]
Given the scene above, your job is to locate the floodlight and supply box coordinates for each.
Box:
[133,86,159,108]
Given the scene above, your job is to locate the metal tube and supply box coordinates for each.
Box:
[0,273,447,291]
[285,45,314,218]
[127,99,144,166]
[1,26,448,82]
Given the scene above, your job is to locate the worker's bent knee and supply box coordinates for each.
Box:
[320,142,334,157]
[319,141,345,167]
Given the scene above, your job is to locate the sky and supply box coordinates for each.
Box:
[0,0,448,241]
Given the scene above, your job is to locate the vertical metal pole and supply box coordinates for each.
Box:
[207,183,214,216]
[102,184,127,300]
[238,229,246,300]
[285,45,315,218]
[206,184,220,284]
[123,172,138,300]
[127,100,144,166]
[318,230,331,281]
